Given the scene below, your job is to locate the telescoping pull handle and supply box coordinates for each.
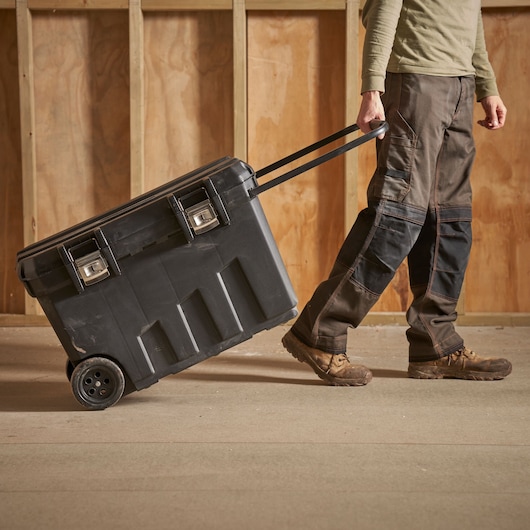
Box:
[250,120,389,197]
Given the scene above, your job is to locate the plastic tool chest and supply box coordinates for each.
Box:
[17,121,388,409]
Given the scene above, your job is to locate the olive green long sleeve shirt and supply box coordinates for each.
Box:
[361,0,499,100]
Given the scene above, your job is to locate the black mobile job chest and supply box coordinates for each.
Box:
[16,122,387,410]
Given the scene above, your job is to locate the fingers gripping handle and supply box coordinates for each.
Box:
[250,121,388,197]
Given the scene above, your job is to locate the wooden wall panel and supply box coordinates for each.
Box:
[1,2,528,321]
[143,11,233,189]
[468,9,530,312]
[31,11,130,239]
[247,11,346,307]
[0,10,25,314]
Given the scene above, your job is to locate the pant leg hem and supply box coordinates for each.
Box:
[289,327,347,355]
[409,339,464,363]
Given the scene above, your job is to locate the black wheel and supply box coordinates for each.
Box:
[71,357,125,410]
[65,360,75,381]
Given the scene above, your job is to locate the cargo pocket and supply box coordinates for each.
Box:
[367,110,417,203]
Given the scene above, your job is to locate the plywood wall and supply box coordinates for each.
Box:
[1,3,529,320]
[0,9,25,314]
[31,11,131,238]
[247,11,346,306]
[467,8,530,312]
[143,11,234,189]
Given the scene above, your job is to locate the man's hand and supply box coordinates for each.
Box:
[356,91,386,139]
[478,95,507,130]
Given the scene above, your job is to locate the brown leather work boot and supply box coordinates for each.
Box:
[282,330,372,386]
[408,347,512,381]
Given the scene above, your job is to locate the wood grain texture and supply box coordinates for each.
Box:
[2,0,528,9]
[0,11,25,314]
[31,11,130,238]
[246,0,345,8]
[28,0,128,8]
[247,11,346,308]
[143,11,233,189]
[468,9,530,312]
[2,5,528,319]
[233,0,248,160]
[143,0,231,9]
[129,0,146,198]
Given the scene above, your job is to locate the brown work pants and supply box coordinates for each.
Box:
[291,73,476,362]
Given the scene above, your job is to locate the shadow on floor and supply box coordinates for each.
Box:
[0,353,408,412]
[0,381,81,412]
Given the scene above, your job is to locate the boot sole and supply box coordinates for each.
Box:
[282,332,372,387]
[408,366,512,381]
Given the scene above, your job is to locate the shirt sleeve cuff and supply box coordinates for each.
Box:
[475,77,499,101]
[361,74,386,95]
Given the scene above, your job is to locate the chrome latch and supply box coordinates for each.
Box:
[74,250,110,286]
[185,199,220,235]
[168,181,230,243]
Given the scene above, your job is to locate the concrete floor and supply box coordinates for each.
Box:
[0,324,529,530]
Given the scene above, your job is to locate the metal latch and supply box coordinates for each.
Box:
[168,181,230,243]
[74,250,110,286]
[59,229,121,294]
[185,199,220,235]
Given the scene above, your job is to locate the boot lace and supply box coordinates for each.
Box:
[325,353,350,374]
[448,347,476,366]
